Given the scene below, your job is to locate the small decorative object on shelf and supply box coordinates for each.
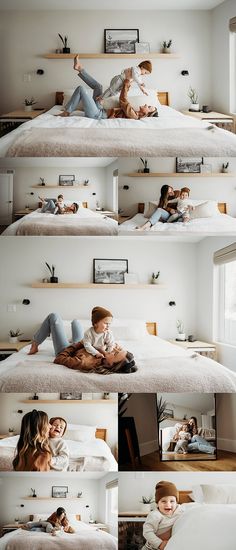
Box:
[8,329,23,344]
[23,97,37,112]
[77,492,83,498]
[151,271,160,284]
[222,162,229,173]
[162,39,172,53]
[139,495,154,513]
[58,34,70,54]
[32,393,39,400]
[140,157,150,173]
[187,86,199,112]
[8,427,15,436]
[39,177,46,186]
[31,488,37,498]
[176,319,186,341]
[45,262,58,283]
[103,392,110,400]
[84,179,89,186]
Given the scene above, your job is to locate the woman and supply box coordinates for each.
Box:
[29,313,83,356]
[137,185,178,231]
[59,54,157,120]
[13,410,52,471]
[187,416,216,455]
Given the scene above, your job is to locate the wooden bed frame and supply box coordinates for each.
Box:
[55,91,170,107]
[146,322,157,336]
[138,202,227,214]
[95,427,107,441]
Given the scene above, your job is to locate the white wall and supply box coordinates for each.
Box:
[98,473,118,537]
[118,158,236,217]
[0,9,212,112]
[123,394,158,456]
[0,237,197,341]
[0,393,118,452]
[216,393,236,452]
[212,0,236,112]
[196,236,236,371]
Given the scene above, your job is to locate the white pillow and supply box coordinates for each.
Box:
[200,484,236,504]
[32,514,49,522]
[66,424,97,442]
[111,319,148,340]
[190,485,204,503]
[190,201,220,219]
[143,201,159,218]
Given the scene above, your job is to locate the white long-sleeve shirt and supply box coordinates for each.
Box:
[49,438,69,471]
[83,327,115,356]
[122,66,144,87]
[143,506,184,549]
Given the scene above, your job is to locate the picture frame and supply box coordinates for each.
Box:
[60,392,82,400]
[59,175,75,186]
[93,258,128,284]
[176,157,203,173]
[52,486,68,498]
[104,29,139,54]
[135,42,150,54]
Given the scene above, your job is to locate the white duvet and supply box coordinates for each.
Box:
[0,336,236,393]
[2,207,118,236]
[119,212,236,235]
[0,434,117,472]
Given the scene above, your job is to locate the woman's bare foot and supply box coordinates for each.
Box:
[51,529,57,536]
[136,222,151,231]
[55,111,70,117]
[28,341,39,355]
[74,54,82,72]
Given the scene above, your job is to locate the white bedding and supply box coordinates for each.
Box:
[0,336,235,393]
[119,212,236,234]
[2,105,236,157]
[2,208,118,236]
[0,435,117,472]
[0,520,117,550]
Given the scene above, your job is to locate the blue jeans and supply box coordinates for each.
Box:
[188,435,216,454]
[149,208,170,226]
[33,313,84,356]
[26,521,53,533]
[41,200,56,213]
[65,69,107,119]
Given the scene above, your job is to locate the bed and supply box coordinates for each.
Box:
[0,320,235,393]
[0,426,117,472]
[0,517,117,550]
[2,204,118,236]
[119,201,236,234]
[1,90,236,157]
[160,424,216,455]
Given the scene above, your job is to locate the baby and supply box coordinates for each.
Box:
[167,187,194,223]
[174,423,191,454]
[40,194,65,214]
[49,416,69,471]
[142,481,184,550]
[100,60,152,99]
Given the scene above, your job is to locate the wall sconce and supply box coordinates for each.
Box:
[169,300,176,307]
[37,69,45,75]
[22,299,30,305]
[181,70,189,76]
[92,192,96,196]
[123,185,129,190]
[17,409,23,414]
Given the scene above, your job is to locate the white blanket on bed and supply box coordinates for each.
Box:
[0,337,235,393]
[119,212,236,234]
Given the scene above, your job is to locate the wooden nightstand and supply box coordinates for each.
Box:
[0,109,46,137]
[0,341,29,362]
[181,110,234,132]
[169,339,217,360]
[0,434,12,440]
[1,523,23,537]
[118,215,131,224]
[14,209,34,220]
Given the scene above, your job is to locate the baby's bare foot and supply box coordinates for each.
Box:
[28,341,38,355]
[74,54,82,72]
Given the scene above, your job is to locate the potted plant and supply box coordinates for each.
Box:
[140,158,150,173]
[39,177,46,186]
[162,40,172,54]
[222,162,229,173]
[23,97,37,112]
[31,488,37,498]
[8,427,15,436]
[58,34,70,54]
[156,396,170,457]
[139,496,154,513]
[8,329,23,343]
[176,319,186,341]
[187,86,199,112]
[151,271,160,284]
[45,262,58,283]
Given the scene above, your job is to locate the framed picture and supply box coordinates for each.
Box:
[176,157,203,173]
[52,486,68,498]
[104,29,139,54]
[60,392,82,400]
[135,42,150,54]
[59,175,75,186]
[93,258,128,284]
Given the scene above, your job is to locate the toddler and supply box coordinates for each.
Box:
[142,481,184,550]
[47,507,75,535]
[49,416,69,471]
[174,423,191,454]
[167,187,194,223]
[40,194,65,214]
[100,60,152,99]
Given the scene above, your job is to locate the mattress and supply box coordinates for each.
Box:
[2,105,236,157]
[119,212,236,234]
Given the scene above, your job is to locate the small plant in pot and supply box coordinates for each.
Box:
[187,86,199,112]
[58,33,70,54]
[8,329,23,344]
[8,427,15,436]
[140,495,154,513]
[140,158,150,173]
[151,271,160,284]
[23,97,37,112]
[45,262,58,283]
[162,39,172,53]
[222,162,229,173]
[31,488,37,498]
[176,319,186,341]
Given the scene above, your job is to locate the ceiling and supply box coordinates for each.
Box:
[0,0,226,10]
[162,393,215,412]
[0,158,117,168]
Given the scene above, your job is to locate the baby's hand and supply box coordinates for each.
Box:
[159,542,168,550]
[95,353,104,358]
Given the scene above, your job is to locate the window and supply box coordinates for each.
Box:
[229,17,236,113]
[106,479,118,537]
[214,244,236,346]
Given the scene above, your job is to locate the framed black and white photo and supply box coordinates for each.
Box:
[135,42,150,54]
[104,29,139,54]
[176,157,203,173]
[60,392,82,400]
[52,486,68,498]
[93,258,128,284]
[59,175,75,186]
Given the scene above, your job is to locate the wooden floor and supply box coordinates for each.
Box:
[120,450,236,471]
[162,452,215,461]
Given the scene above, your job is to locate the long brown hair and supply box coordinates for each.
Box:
[158,185,172,209]
[13,410,52,471]
[188,416,198,436]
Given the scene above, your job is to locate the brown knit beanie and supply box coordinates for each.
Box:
[180,187,190,195]
[138,60,152,73]
[155,481,178,504]
[91,306,113,326]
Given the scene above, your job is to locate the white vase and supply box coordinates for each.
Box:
[190,103,200,112]
[177,333,186,341]
[9,336,18,343]
[151,279,159,284]
[24,105,33,112]
[140,503,151,513]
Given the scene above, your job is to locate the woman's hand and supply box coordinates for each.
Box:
[159,541,168,550]
[170,208,176,214]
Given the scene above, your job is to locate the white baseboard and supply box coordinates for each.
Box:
[217,438,236,452]
[140,439,158,457]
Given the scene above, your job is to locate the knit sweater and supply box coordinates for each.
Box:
[83,327,115,356]
[108,80,140,119]
[49,437,69,471]
[143,506,184,549]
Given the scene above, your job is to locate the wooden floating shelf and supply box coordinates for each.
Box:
[21,399,116,404]
[31,185,90,189]
[127,172,236,177]
[23,497,80,501]
[44,53,180,59]
[31,283,166,289]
